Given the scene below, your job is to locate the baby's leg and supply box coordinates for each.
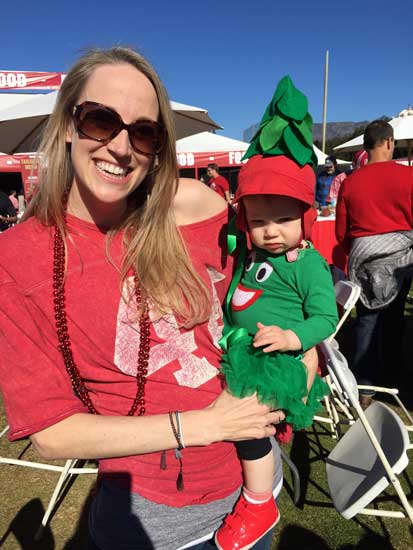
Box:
[242,448,275,497]
[215,439,280,550]
[303,346,318,393]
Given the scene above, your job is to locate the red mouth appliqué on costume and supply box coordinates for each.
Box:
[231,283,263,311]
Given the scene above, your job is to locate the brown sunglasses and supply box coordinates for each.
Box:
[72,101,166,156]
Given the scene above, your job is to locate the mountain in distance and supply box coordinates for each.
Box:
[243,120,369,144]
[312,121,369,142]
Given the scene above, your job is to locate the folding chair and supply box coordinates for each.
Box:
[313,280,362,438]
[315,280,412,437]
[280,446,300,505]
[322,341,413,522]
[0,423,98,540]
[328,280,361,345]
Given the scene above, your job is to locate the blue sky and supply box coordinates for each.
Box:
[1,0,412,140]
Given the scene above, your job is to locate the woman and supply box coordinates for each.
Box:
[0,47,315,549]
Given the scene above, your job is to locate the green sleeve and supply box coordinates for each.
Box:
[293,251,338,350]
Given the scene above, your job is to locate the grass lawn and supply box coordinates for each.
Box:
[1,312,413,549]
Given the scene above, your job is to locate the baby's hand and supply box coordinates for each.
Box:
[253,322,302,352]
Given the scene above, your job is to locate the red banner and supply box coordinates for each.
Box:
[176,150,247,168]
[0,155,21,171]
[0,71,66,90]
[18,154,40,193]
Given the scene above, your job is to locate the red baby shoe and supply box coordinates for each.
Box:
[215,493,280,550]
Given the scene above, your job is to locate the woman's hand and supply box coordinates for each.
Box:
[197,389,285,446]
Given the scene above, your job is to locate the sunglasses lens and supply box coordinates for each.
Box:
[130,122,165,155]
[74,102,166,156]
[78,107,119,141]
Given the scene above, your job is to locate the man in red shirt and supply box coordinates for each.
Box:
[207,163,230,202]
[336,120,413,408]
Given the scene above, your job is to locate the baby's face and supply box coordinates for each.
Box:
[244,195,303,254]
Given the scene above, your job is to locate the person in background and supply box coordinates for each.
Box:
[352,149,369,171]
[327,150,368,207]
[207,163,231,203]
[0,190,18,231]
[8,190,19,210]
[315,155,340,208]
[336,119,413,409]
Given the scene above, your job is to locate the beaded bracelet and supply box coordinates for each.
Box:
[175,411,185,449]
[169,411,184,491]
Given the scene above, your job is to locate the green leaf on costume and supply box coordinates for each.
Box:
[277,84,308,122]
[259,116,289,150]
[242,138,262,160]
[283,126,312,166]
[293,113,313,147]
[262,138,288,156]
[259,102,274,126]
[244,75,316,167]
[311,150,318,167]
[273,75,290,103]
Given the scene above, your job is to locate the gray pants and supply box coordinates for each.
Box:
[88,438,283,550]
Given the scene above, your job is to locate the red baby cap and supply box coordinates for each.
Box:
[235,76,318,239]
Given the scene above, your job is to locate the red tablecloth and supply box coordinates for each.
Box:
[311,216,347,272]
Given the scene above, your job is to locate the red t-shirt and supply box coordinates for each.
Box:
[0,210,242,507]
[209,175,229,199]
[336,161,413,251]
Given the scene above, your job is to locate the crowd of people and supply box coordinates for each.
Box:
[0,44,412,550]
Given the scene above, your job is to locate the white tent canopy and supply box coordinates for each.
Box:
[176,131,249,153]
[0,92,37,110]
[177,133,346,166]
[334,107,413,153]
[0,92,222,153]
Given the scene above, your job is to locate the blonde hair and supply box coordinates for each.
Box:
[24,47,211,326]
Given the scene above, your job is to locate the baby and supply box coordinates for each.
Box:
[215,77,338,550]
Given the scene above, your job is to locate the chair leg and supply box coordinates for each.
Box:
[0,425,10,438]
[323,395,339,439]
[34,459,78,541]
[280,447,300,505]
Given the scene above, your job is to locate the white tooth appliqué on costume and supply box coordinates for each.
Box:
[96,161,127,176]
[231,283,263,311]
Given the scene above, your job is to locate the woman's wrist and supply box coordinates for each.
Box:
[180,408,217,447]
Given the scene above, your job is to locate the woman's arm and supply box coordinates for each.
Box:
[30,390,283,460]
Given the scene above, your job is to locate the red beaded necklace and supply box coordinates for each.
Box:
[53,224,150,416]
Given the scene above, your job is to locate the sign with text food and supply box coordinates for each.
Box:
[177,151,247,168]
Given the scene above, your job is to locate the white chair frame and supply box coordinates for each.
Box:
[0,424,97,540]
[313,280,361,439]
[321,341,413,523]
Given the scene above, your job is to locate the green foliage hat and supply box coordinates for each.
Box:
[243,75,318,168]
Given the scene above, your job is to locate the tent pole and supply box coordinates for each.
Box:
[322,49,329,154]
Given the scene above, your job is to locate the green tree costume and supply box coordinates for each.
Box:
[220,76,338,430]
[221,244,337,430]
